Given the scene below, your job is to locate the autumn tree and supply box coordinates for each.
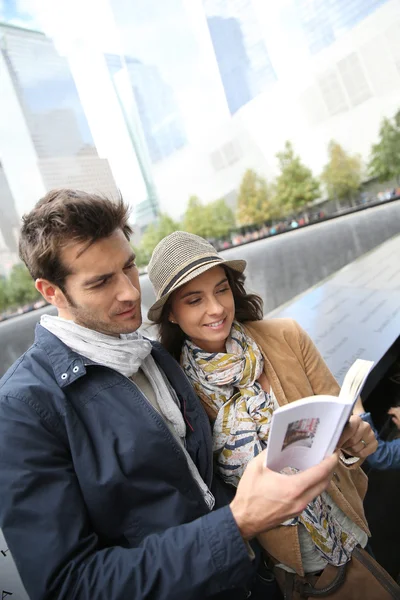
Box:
[275,141,320,214]
[368,109,400,184]
[236,169,276,226]
[321,140,363,203]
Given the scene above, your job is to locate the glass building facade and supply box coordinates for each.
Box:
[296,0,390,54]
[0,24,119,197]
[106,54,187,164]
[203,0,277,114]
[0,161,19,254]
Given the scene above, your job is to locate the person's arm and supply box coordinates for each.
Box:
[0,393,253,600]
[353,399,400,470]
[0,391,338,600]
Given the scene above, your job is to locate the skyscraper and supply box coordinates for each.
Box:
[106,54,187,164]
[0,161,19,254]
[0,161,19,275]
[0,24,119,199]
[296,0,390,55]
[203,0,277,114]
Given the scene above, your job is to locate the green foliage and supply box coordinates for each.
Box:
[206,198,235,238]
[236,169,277,226]
[183,196,235,239]
[368,110,400,184]
[275,141,320,214]
[6,264,40,307]
[321,141,363,201]
[131,244,151,269]
[138,213,181,266]
[182,196,210,238]
[0,277,9,312]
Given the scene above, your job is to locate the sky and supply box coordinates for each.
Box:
[0,0,41,28]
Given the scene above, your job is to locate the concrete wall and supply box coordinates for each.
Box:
[1,200,399,379]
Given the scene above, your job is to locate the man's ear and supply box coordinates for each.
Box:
[35,279,69,309]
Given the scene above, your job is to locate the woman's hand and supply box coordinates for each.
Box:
[338,415,378,458]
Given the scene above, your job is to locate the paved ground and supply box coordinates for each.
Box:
[268,233,400,385]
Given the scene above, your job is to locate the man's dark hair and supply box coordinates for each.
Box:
[157,266,264,360]
[19,189,132,290]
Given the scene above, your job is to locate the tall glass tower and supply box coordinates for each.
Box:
[106,54,187,164]
[203,0,277,114]
[0,24,119,197]
[296,0,390,55]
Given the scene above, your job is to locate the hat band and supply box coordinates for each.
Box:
[161,255,222,297]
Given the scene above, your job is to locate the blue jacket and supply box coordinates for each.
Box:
[361,412,400,470]
[0,325,255,600]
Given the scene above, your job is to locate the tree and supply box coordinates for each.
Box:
[182,196,210,238]
[139,213,180,265]
[368,110,400,184]
[0,277,9,312]
[131,244,151,269]
[206,199,235,238]
[321,140,362,203]
[236,169,277,226]
[182,196,235,239]
[275,141,320,214]
[6,264,40,307]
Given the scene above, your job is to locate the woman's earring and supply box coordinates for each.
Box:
[170,319,175,324]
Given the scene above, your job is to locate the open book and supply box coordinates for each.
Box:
[265,359,374,472]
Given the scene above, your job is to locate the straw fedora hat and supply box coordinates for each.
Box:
[147,231,246,322]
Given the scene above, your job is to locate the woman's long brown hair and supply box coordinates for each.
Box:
[156,266,264,361]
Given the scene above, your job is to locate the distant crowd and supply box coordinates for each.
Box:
[213,214,314,251]
[211,188,400,252]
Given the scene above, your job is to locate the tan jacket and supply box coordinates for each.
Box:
[244,318,370,576]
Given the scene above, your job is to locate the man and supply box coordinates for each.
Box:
[0,189,371,600]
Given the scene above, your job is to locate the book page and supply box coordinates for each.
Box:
[265,396,344,472]
[339,359,374,407]
[327,359,374,453]
[265,358,374,472]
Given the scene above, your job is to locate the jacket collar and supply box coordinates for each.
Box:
[35,324,90,388]
[34,324,184,392]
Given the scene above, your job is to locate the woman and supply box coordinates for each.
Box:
[147,231,397,599]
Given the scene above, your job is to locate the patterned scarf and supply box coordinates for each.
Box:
[181,321,274,484]
[181,321,359,567]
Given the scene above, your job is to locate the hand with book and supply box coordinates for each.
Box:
[338,414,378,458]
[265,359,377,473]
[230,450,339,540]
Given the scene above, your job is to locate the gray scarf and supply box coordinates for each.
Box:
[41,315,214,510]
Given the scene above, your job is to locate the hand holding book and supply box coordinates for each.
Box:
[266,359,375,472]
[338,414,378,458]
